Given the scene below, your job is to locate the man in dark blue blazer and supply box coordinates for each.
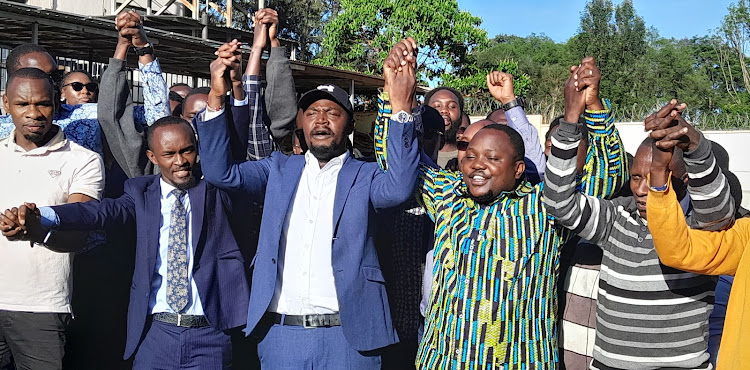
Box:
[4,116,252,369]
[195,38,420,368]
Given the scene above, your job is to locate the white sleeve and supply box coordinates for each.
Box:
[69,151,105,201]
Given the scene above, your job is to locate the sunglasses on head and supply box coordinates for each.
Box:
[63,82,98,92]
[456,140,469,151]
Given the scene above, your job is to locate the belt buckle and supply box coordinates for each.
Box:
[303,315,313,329]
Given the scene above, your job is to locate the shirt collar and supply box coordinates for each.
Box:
[159,178,185,201]
[304,150,349,173]
[4,125,66,154]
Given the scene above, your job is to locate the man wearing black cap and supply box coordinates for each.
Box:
[194,38,420,368]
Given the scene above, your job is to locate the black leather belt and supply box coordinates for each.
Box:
[268,312,341,328]
[152,312,210,328]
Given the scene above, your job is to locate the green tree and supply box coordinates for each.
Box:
[313,0,488,79]
[569,0,647,109]
[208,0,334,61]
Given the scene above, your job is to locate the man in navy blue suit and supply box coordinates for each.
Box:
[194,38,420,368]
[0,115,252,369]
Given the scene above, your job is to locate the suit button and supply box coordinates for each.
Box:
[271,258,276,264]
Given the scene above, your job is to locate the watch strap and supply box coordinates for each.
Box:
[501,97,522,111]
[133,43,154,56]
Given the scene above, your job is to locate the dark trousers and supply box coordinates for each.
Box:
[257,323,381,369]
[132,319,232,370]
[0,310,71,370]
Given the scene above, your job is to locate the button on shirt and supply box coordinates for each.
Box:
[269,151,349,315]
[150,179,204,315]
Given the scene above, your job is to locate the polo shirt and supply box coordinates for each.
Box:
[0,126,104,313]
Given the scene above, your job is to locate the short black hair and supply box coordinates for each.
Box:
[62,69,96,86]
[480,123,525,162]
[424,86,464,113]
[6,67,55,96]
[185,86,211,101]
[6,44,53,73]
[146,116,196,151]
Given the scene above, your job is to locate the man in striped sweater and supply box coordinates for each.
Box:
[544,67,735,369]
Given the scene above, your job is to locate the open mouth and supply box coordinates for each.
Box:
[311,128,333,140]
[469,172,489,186]
[442,115,451,127]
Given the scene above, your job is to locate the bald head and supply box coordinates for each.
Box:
[458,119,494,164]
[487,108,507,125]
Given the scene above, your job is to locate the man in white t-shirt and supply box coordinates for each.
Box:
[0,68,104,370]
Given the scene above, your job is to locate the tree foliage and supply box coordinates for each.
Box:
[313,0,488,79]
[208,0,338,61]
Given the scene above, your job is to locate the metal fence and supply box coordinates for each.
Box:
[0,46,209,113]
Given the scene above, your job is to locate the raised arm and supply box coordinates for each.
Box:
[648,178,747,276]
[195,41,271,199]
[98,11,164,178]
[241,9,277,160]
[486,71,546,183]
[369,38,420,209]
[544,63,619,246]
[263,8,298,142]
[577,57,627,198]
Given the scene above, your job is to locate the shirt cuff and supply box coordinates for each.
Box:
[199,107,225,122]
[39,207,60,229]
[138,58,161,73]
[232,96,249,107]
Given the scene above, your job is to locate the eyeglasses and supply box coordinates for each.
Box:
[63,82,98,93]
[456,140,469,151]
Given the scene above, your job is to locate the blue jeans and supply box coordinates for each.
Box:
[708,276,733,367]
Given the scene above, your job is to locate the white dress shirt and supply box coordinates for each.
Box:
[150,179,205,315]
[269,150,349,315]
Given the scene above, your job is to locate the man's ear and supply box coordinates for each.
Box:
[2,95,8,114]
[345,118,355,136]
[514,160,526,180]
[146,149,158,166]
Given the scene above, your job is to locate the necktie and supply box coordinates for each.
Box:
[167,189,189,313]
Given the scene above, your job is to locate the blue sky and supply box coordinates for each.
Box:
[459,0,734,42]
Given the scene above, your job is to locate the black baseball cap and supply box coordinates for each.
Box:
[421,105,445,135]
[298,84,354,117]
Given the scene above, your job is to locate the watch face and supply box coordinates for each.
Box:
[396,111,411,122]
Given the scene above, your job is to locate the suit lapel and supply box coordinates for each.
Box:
[188,179,206,254]
[332,157,364,232]
[145,177,162,280]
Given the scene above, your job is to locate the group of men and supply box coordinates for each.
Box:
[0,6,744,370]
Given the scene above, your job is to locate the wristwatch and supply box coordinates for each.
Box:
[392,110,414,123]
[133,43,154,57]
[501,96,524,111]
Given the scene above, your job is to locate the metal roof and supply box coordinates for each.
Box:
[0,1,426,96]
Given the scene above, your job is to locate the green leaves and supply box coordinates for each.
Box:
[313,0,488,79]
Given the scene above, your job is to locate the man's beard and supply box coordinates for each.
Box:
[309,140,346,162]
[445,117,462,144]
[469,190,497,204]
[174,173,198,190]
[23,132,45,143]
